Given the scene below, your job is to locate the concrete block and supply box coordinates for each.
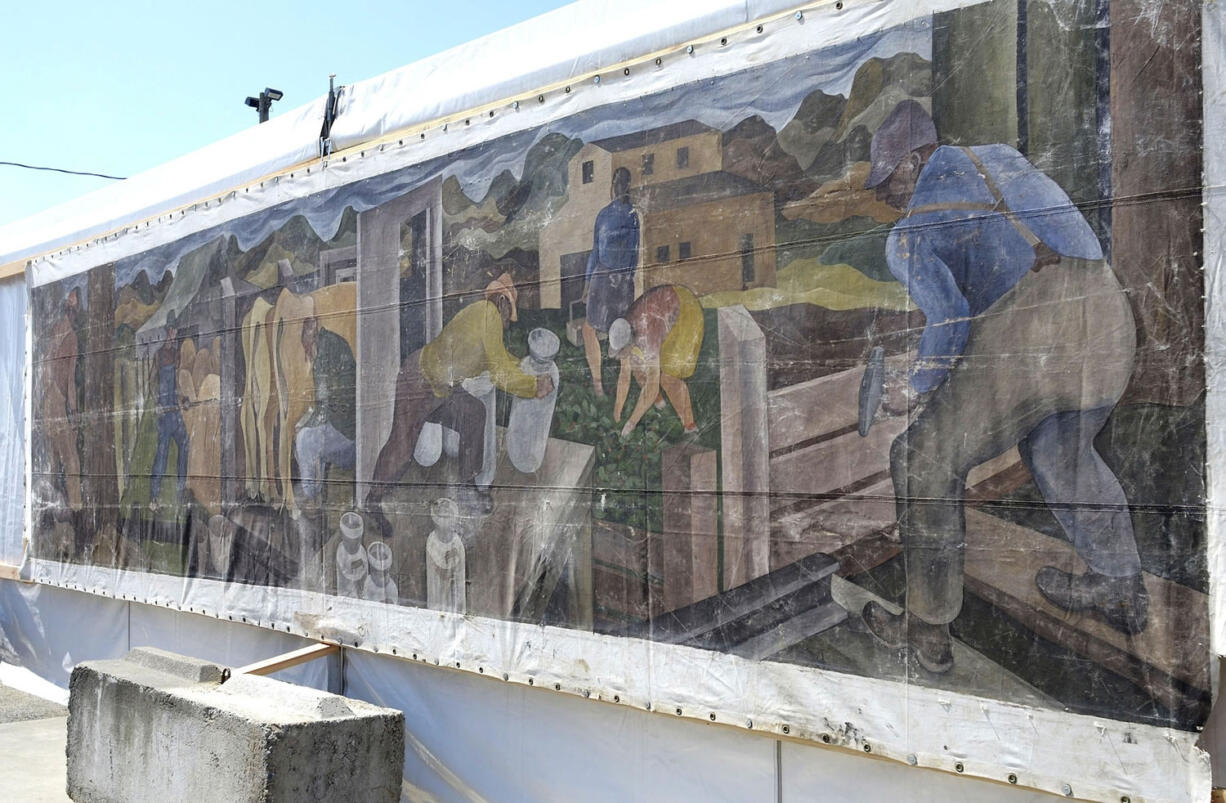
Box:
[67,647,403,803]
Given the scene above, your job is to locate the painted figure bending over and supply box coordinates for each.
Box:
[608,284,703,439]
[294,314,357,505]
[582,166,640,396]
[364,274,553,532]
[861,101,1146,673]
[150,312,189,509]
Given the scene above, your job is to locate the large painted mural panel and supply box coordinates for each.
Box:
[29,4,1209,733]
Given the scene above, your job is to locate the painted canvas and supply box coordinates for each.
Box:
[29,0,1209,734]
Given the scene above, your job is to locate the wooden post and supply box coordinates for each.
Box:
[717,305,769,590]
[219,278,238,510]
[1109,0,1203,405]
[657,443,718,612]
[355,180,443,504]
[355,206,402,504]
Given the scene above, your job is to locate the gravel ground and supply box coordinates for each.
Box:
[0,682,67,724]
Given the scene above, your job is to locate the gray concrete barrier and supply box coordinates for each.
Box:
[67,647,403,803]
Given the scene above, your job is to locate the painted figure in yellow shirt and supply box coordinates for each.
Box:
[365,274,553,530]
[608,284,704,439]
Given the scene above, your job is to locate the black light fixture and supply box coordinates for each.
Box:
[244,88,284,123]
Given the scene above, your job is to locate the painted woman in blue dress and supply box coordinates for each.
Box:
[581,166,640,395]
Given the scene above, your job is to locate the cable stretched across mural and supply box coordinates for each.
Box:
[29,1,1209,740]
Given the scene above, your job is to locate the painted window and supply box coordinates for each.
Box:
[679,241,692,260]
[676,146,690,169]
[740,233,755,285]
[642,153,655,176]
[581,160,595,184]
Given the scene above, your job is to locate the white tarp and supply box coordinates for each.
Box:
[1,1,1220,801]
[0,279,26,566]
[0,580,331,692]
[327,0,849,151]
[1204,0,1226,655]
[0,578,1058,801]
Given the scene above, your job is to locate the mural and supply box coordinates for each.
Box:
[30,2,1209,732]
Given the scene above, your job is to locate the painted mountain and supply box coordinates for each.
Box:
[441,51,932,297]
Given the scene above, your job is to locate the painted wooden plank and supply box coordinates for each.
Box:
[766,354,912,451]
[963,508,1210,692]
[770,441,1021,527]
[770,416,907,499]
[824,453,1033,579]
[771,478,895,569]
[766,368,860,450]
[823,498,1211,702]
[966,446,1020,486]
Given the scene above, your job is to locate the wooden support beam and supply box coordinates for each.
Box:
[235,642,339,677]
[0,563,21,582]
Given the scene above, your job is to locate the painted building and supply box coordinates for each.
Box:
[539,120,775,308]
[635,172,776,296]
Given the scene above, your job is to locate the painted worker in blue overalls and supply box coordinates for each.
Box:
[581,166,640,396]
[861,100,1146,673]
[149,311,189,510]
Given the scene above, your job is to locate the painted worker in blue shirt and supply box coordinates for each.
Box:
[861,101,1146,673]
[582,166,640,396]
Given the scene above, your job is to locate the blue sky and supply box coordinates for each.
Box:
[0,1,572,227]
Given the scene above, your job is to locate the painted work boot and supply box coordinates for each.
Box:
[1035,568,1149,635]
[862,601,954,674]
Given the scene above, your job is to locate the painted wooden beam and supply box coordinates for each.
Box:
[962,508,1210,700]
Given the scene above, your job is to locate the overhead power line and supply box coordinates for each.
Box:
[0,160,126,181]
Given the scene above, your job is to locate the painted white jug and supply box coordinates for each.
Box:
[362,540,398,604]
[426,498,466,614]
[335,510,368,598]
[507,328,559,473]
[413,422,444,467]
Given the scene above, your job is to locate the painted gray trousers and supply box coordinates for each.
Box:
[892,256,1142,626]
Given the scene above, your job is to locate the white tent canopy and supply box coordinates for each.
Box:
[0,0,813,269]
